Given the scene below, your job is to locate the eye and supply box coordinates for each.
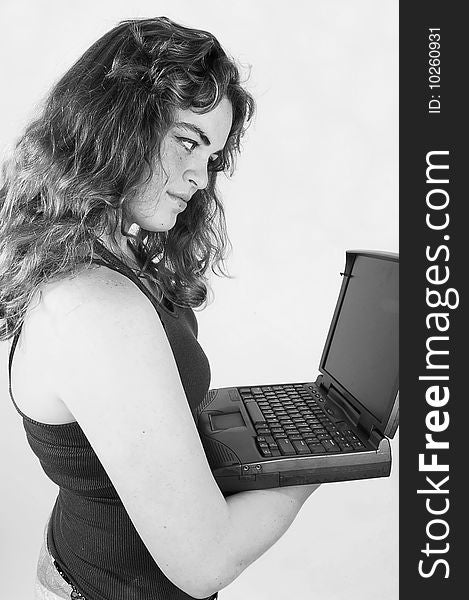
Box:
[177,137,199,152]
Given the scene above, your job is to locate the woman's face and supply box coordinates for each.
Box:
[127,96,233,231]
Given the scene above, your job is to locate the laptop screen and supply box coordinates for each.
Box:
[321,255,399,424]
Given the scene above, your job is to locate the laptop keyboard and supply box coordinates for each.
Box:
[238,383,366,458]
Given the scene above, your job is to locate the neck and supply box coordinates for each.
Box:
[96,228,141,272]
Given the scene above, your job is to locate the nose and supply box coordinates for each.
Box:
[185,158,209,191]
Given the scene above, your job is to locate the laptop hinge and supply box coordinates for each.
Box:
[317,379,330,394]
[322,384,361,428]
[366,426,385,450]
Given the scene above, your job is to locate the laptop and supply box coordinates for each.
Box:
[196,250,399,493]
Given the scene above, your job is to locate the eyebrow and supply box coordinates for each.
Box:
[173,122,211,146]
[173,121,226,155]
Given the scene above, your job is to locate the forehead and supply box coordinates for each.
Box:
[173,97,233,150]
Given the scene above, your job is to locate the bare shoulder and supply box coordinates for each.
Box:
[40,265,161,345]
[9,265,161,423]
[42,265,150,320]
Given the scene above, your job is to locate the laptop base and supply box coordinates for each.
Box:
[197,381,392,494]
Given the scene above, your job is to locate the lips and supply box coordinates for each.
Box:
[168,192,190,204]
[167,192,189,212]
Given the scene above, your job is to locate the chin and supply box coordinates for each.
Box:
[133,205,184,233]
[145,215,179,233]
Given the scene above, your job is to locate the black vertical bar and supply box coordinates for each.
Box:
[400,2,464,597]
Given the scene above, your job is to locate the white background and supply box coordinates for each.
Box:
[0,1,399,598]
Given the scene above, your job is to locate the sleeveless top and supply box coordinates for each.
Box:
[8,245,215,600]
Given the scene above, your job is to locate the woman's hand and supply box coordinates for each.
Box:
[276,483,321,503]
[239,482,320,511]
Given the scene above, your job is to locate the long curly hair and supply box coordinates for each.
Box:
[0,17,255,340]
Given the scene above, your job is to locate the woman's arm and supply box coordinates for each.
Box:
[217,484,319,591]
[45,268,318,599]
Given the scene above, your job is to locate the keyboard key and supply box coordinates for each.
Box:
[277,438,297,455]
[245,401,266,425]
[292,440,310,454]
[307,443,326,454]
[321,439,341,453]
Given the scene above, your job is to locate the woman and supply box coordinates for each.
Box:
[0,17,319,600]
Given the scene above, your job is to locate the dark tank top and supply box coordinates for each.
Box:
[8,246,215,600]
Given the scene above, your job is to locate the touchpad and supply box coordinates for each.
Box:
[210,411,247,430]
